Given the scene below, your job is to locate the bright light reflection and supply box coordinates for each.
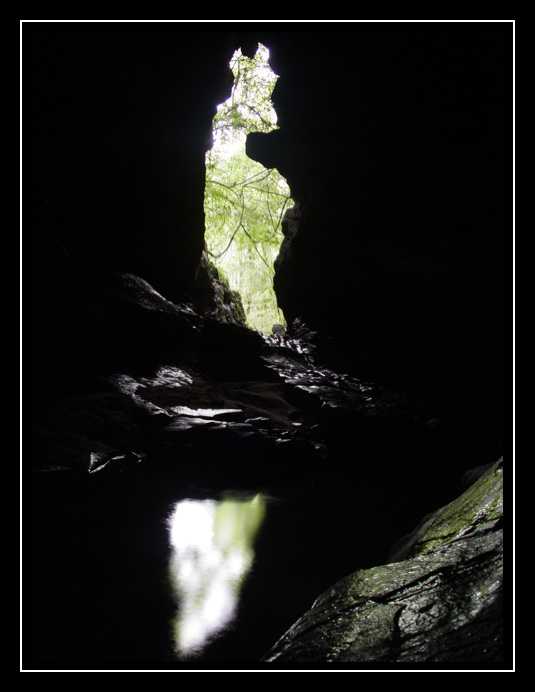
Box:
[168,494,266,657]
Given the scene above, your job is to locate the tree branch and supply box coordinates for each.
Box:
[241,225,271,268]
[207,190,246,259]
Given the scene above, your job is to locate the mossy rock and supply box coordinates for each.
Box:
[263,457,505,664]
[389,457,503,562]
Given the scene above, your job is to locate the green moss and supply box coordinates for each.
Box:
[410,458,503,557]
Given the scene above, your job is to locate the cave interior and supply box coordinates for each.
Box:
[27,23,509,668]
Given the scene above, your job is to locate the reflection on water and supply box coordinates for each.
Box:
[168,494,266,657]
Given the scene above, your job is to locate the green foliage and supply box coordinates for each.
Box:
[204,44,290,334]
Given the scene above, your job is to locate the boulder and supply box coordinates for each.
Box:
[263,459,505,665]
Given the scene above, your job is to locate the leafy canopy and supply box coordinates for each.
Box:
[204,44,290,334]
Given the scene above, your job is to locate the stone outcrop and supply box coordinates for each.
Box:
[190,252,247,326]
[263,460,504,664]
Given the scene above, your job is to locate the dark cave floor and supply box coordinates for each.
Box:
[29,317,502,667]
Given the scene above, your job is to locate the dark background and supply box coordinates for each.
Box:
[26,20,511,668]
[29,22,509,444]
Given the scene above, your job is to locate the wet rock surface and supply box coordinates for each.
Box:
[263,461,504,665]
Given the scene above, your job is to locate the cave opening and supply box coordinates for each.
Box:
[203,43,291,334]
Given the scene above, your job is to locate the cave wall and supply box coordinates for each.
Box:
[248,27,508,445]
[30,28,237,298]
[30,26,247,385]
[29,24,508,448]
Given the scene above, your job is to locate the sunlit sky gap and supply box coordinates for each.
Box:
[204,44,291,334]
